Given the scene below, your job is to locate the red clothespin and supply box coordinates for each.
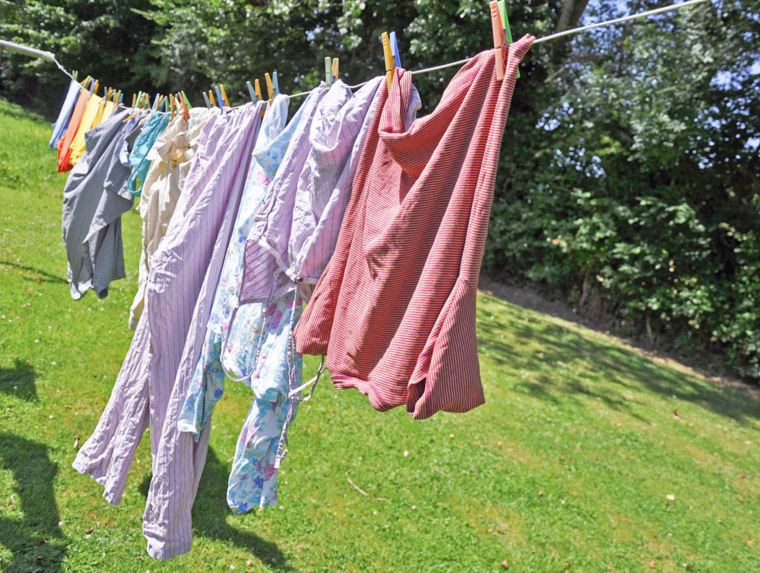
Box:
[490,1,505,80]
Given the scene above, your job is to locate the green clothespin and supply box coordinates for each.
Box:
[181,90,192,109]
[497,0,519,78]
[325,57,333,87]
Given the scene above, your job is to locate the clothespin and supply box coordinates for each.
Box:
[389,31,402,68]
[497,0,519,78]
[214,85,224,110]
[325,57,333,87]
[264,73,275,105]
[490,1,505,80]
[219,84,230,108]
[170,93,176,119]
[155,94,164,111]
[143,93,151,109]
[80,75,91,88]
[131,93,136,107]
[272,72,280,95]
[208,90,216,108]
[254,79,263,102]
[73,70,78,81]
[181,90,192,110]
[178,92,190,121]
[332,58,339,81]
[91,80,99,94]
[202,91,211,108]
[118,92,123,104]
[381,32,394,93]
[246,80,257,102]
[136,91,143,108]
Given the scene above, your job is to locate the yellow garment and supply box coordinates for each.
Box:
[68,93,103,166]
[101,100,116,124]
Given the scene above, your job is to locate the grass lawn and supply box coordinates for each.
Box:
[0,98,759,572]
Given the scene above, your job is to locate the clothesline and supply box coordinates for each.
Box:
[1,0,708,103]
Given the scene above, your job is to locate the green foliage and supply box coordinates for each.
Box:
[0,0,757,380]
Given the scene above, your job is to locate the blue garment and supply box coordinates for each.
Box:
[50,79,81,151]
[127,111,171,196]
[177,91,321,513]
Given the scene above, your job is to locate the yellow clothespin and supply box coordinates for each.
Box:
[490,1,505,80]
[155,94,164,110]
[219,84,230,107]
[381,32,394,93]
[208,90,216,107]
[170,94,175,119]
[265,73,275,105]
[332,58,339,81]
[131,93,137,108]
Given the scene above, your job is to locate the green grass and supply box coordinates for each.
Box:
[0,98,758,572]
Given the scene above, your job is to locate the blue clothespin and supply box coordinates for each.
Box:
[246,80,258,102]
[214,85,224,110]
[389,31,402,68]
[202,91,211,108]
[118,92,124,104]
[272,72,280,95]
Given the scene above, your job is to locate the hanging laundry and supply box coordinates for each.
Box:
[57,85,91,172]
[128,108,211,329]
[176,89,323,516]
[61,104,141,300]
[73,103,263,559]
[295,37,534,419]
[126,111,172,196]
[49,79,81,151]
[66,92,104,167]
[141,101,265,559]
[141,94,308,561]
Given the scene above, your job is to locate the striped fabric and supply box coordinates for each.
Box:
[143,101,265,560]
[295,36,534,420]
[72,104,261,520]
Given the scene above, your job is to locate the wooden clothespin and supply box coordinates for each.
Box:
[490,1,505,80]
[381,32,394,93]
[264,73,275,105]
[325,57,333,87]
[497,0,519,78]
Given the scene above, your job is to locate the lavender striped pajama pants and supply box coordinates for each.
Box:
[73,102,264,559]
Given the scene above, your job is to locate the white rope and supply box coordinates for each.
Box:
[289,0,708,97]
[2,0,708,99]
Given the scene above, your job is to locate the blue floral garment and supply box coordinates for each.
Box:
[177,93,304,440]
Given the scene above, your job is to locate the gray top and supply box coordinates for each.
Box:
[61,105,137,299]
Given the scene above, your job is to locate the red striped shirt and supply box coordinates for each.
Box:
[295,37,534,419]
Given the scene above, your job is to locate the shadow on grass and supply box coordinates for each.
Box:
[138,448,291,569]
[0,433,67,572]
[0,358,38,401]
[0,260,67,284]
[477,299,760,426]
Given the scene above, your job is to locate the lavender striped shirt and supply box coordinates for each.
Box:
[72,104,262,528]
[239,78,383,305]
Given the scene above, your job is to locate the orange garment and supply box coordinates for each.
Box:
[57,87,90,173]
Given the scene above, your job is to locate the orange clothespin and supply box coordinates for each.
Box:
[490,1,505,80]
[219,84,230,107]
[208,89,216,108]
[131,93,137,108]
[178,92,190,121]
[381,32,394,93]
[170,94,176,120]
[92,80,100,95]
[332,58,340,80]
